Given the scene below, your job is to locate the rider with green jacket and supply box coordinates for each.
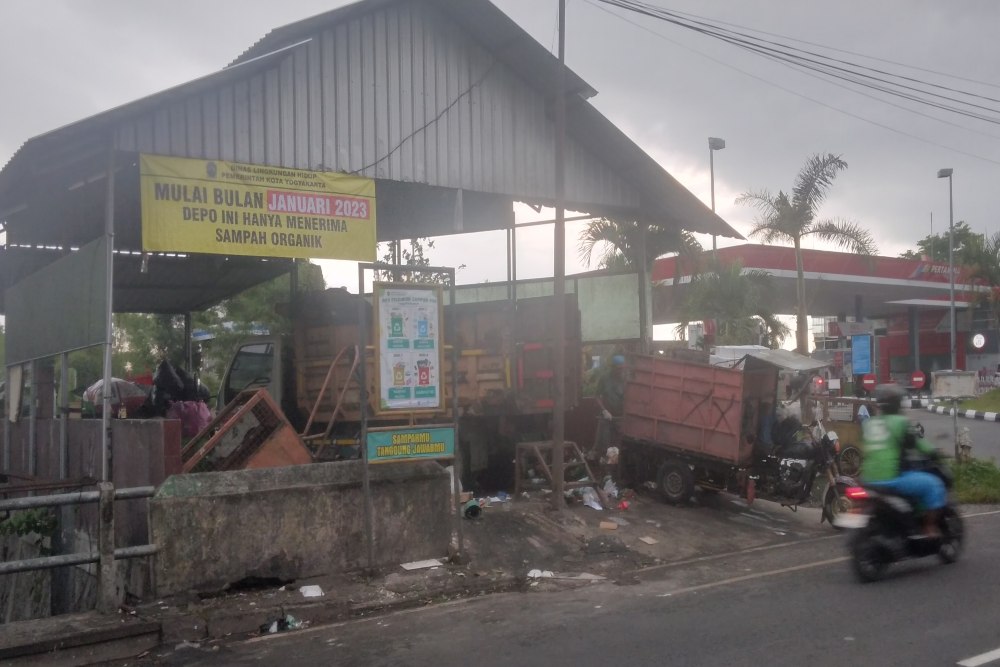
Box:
[861,384,946,537]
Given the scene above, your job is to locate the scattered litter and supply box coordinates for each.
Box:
[463,499,482,519]
[175,640,201,651]
[528,570,604,582]
[260,614,303,634]
[603,477,619,499]
[617,500,630,511]
[643,481,657,490]
[638,536,658,545]
[599,521,618,530]
[605,447,620,465]
[300,585,324,598]
[608,517,629,526]
[581,486,604,511]
[401,559,443,571]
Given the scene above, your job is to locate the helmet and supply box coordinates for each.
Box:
[874,384,905,415]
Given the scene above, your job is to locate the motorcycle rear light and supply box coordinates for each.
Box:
[845,486,869,500]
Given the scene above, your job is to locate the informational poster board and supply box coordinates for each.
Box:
[374,283,444,412]
[851,334,872,375]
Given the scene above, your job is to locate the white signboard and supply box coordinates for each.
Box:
[931,370,978,399]
[374,283,443,412]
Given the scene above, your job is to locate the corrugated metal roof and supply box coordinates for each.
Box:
[231,0,598,99]
[741,349,831,373]
[0,0,741,316]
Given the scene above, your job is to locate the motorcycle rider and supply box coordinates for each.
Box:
[861,384,946,538]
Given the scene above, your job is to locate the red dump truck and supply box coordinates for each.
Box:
[617,350,854,525]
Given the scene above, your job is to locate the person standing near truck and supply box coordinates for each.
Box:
[591,354,626,464]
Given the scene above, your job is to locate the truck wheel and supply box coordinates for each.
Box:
[657,461,694,505]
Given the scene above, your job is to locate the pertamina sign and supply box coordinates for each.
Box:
[139,154,376,261]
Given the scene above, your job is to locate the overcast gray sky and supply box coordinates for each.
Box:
[2,0,998,288]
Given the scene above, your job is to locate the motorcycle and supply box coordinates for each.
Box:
[749,418,857,527]
[837,458,964,582]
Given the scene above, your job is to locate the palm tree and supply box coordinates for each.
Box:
[578,218,702,271]
[961,231,1000,330]
[674,259,790,347]
[737,153,876,353]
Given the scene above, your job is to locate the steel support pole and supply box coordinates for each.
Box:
[101,143,116,482]
[357,264,375,574]
[947,174,958,457]
[948,175,956,371]
[60,352,69,479]
[449,269,462,560]
[184,313,193,374]
[710,147,717,252]
[28,359,36,477]
[97,481,117,613]
[550,0,567,509]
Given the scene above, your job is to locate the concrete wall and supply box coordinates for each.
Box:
[150,460,451,596]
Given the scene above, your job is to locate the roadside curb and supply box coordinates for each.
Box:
[925,404,1000,422]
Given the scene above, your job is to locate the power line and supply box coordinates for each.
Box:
[581,0,1000,165]
[594,0,1000,122]
[662,5,1000,94]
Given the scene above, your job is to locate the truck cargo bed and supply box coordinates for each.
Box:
[620,355,753,467]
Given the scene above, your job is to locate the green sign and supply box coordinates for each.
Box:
[367,427,456,463]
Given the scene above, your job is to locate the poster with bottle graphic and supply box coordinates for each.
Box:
[374,283,443,412]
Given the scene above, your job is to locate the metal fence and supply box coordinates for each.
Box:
[0,482,157,613]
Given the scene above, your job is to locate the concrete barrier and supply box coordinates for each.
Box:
[150,460,451,596]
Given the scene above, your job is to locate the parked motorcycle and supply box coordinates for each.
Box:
[837,458,964,582]
[749,418,857,527]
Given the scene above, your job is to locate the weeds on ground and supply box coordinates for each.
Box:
[953,458,1000,504]
[959,388,1000,413]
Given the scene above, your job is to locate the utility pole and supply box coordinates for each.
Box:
[551,0,567,509]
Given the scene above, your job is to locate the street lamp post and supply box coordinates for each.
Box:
[937,168,956,370]
[938,167,958,458]
[709,137,726,251]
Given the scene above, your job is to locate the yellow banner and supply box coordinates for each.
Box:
[139,154,376,261]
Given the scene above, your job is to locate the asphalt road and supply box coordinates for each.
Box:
[911,406,1000,462]
[162,509,1000,667]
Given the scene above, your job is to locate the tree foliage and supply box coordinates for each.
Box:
[673,259,790,347]
[737,153,876,353]
[63,262,326,396]
[376,238,465,284]
[578,218,702,271]
[899,221,980,265]
[960,231,1000,330]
